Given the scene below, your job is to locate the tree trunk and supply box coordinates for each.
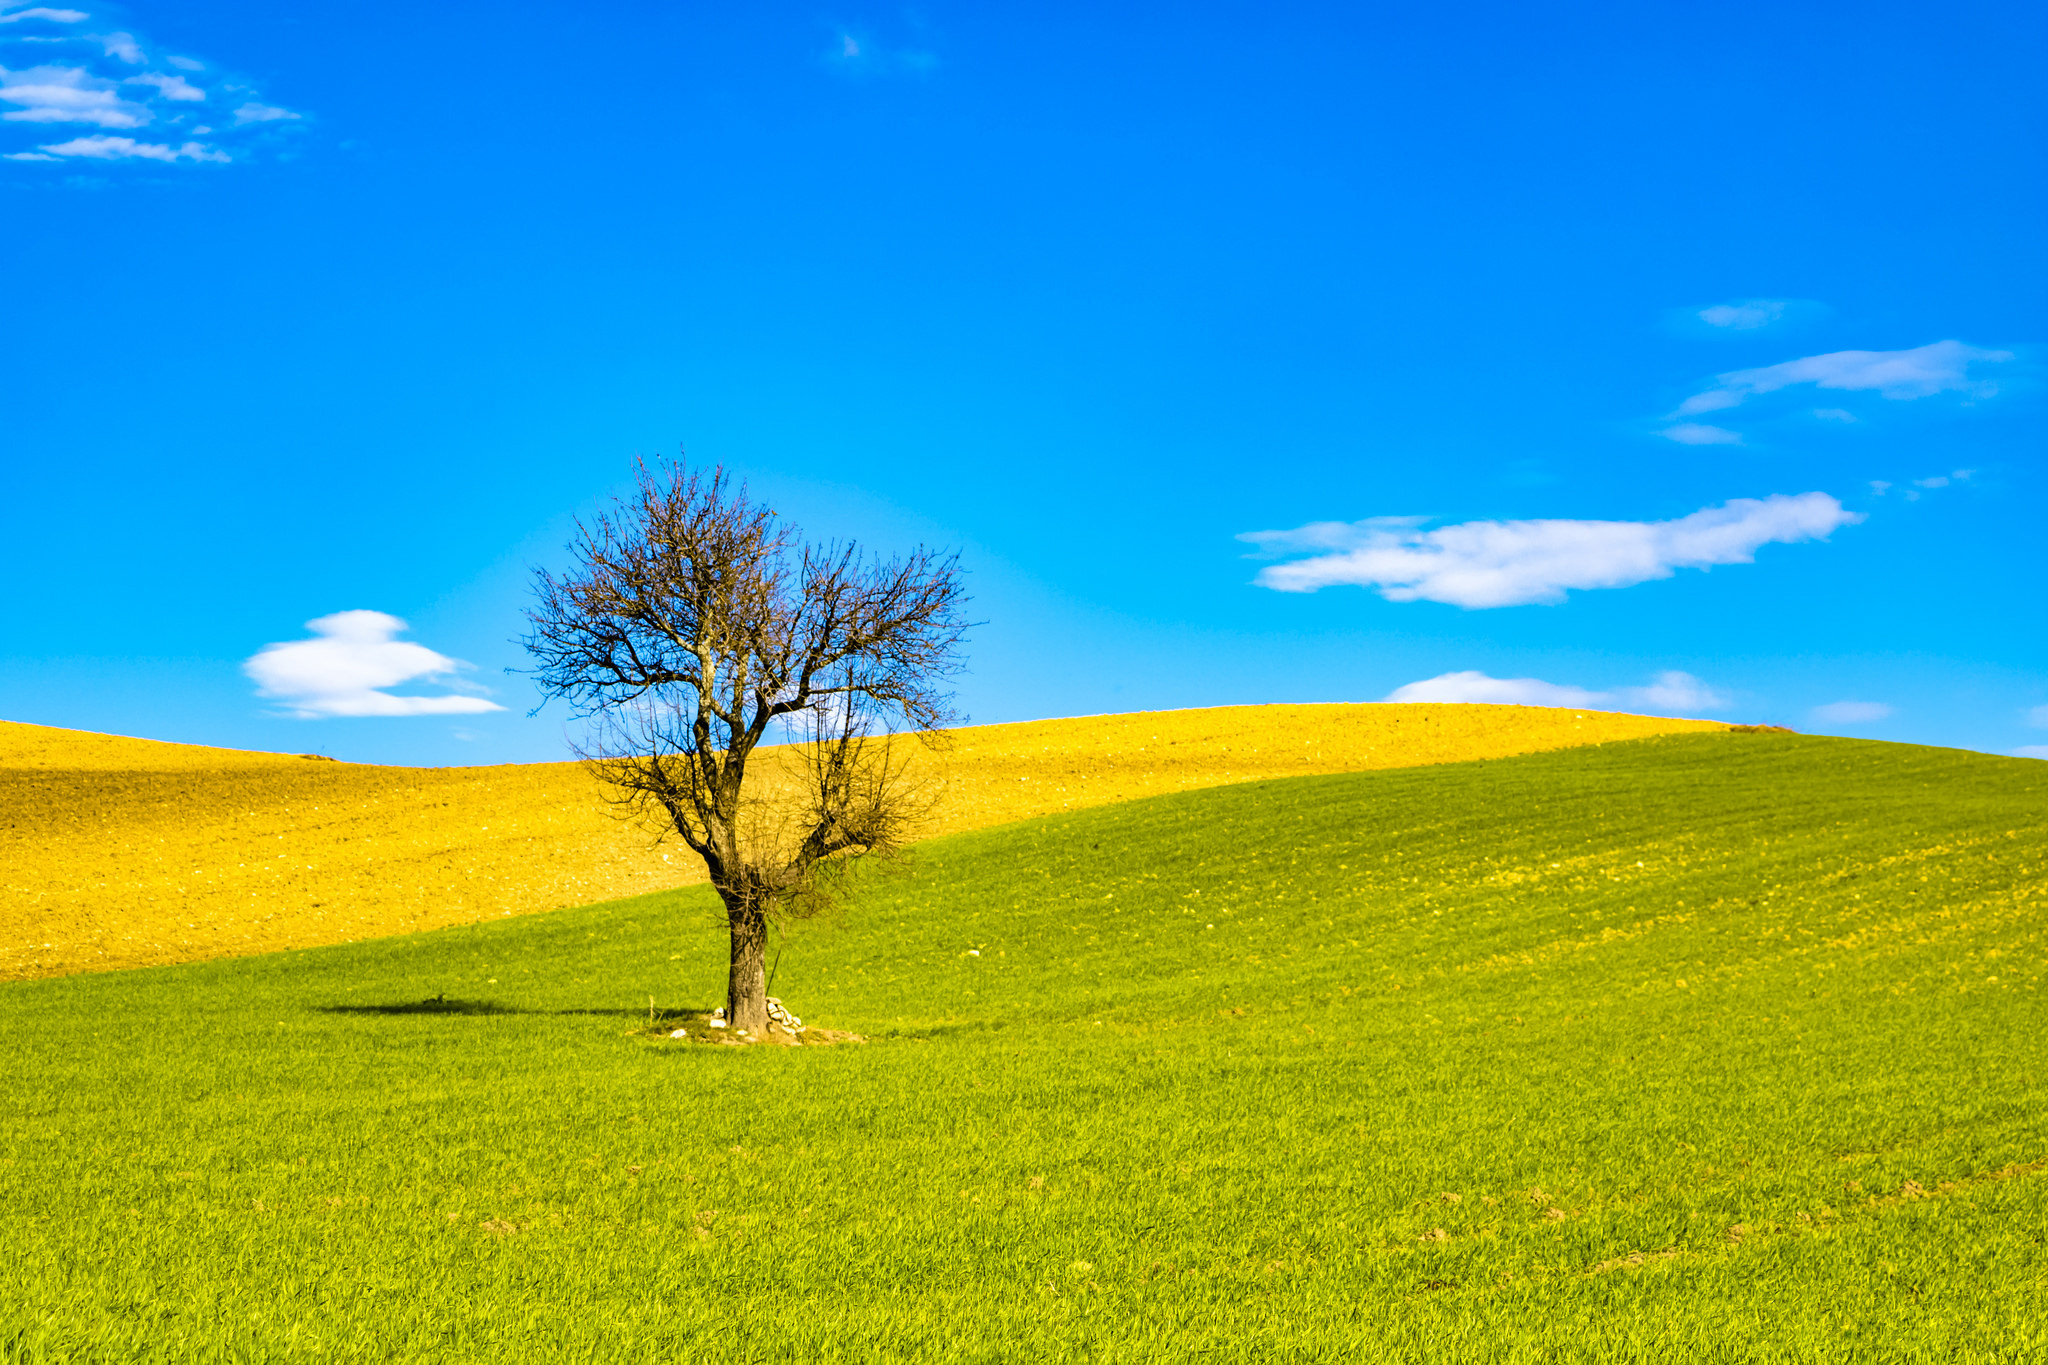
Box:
[726,894,769,1033]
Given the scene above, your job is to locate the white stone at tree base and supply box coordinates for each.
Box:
[685,1000,801,1035]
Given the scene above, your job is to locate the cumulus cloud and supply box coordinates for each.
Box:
[1676,340,2013,417]
[0,6,301,165]
[1240,492,1858,608]
[244,611,506,719]
[1810,701,1893,724]
[1698,300,1787,330]
[1659,423,1742,446]
[1385,669,1730,715]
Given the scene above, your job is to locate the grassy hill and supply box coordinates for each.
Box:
[0,704,1718,980]
[3,729,2043,1360]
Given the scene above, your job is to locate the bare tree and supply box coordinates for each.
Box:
[520,460,970,1033]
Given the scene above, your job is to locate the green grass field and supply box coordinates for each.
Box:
[4,731,2045,1362]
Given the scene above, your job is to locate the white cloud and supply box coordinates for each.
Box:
[2015,746,2048,760]
[1810,701,1893,724]
[1813,408,1857,422]
[1629,671,1732,712]
[27,133,225,160]
[0,7,89,22]
[1386,669,1730,716]
[0,64,147,125]
[1698,300,1786,330]
[1676,340,2013,417]
[245,611,506,720]
[1659,423,1742,445]
[1241,492,1859,608]
[2024,705,2048,729]
[1386,671,1601,708]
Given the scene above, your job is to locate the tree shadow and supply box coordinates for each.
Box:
[316,997,527,1017]
[314,998,717,1020]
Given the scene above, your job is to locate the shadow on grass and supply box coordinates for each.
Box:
[317,998,526,1017]
[316,998,715,1019]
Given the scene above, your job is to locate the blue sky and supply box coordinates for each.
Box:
[2,0,2042,766]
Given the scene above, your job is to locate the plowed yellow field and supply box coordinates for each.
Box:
[2,704,1725,980]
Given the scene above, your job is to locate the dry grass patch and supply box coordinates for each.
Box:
[900,702,1725,838]
[0,723,679,981]
[2,704,1724,980]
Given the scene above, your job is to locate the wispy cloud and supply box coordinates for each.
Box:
[824,24,938,75]
[14,133,225,160]
[0,64,146,125]
[1385,669,1730,715]
[0,4,303,165]
[1666,297,1827,339]
[2015,746,2048,760]
[1676,340,2013,417]
[1658,422,1742,446]
[2024,705,2048,729]
[1810,700,1893,724]
[244,611,506,719]
[1240,492,1858,608]
[233,100,297,124]
[1869,468,1974,502]
[129,70,201,100]
[1697,299,1787,331]
[96,28,139,61]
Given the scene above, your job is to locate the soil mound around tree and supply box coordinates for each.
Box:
[638,1012,866,1047]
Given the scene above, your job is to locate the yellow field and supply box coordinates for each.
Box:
[1,704,1726,980]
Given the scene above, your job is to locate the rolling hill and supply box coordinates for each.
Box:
[2,727,2042,1359]
[0,704,1721,979]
